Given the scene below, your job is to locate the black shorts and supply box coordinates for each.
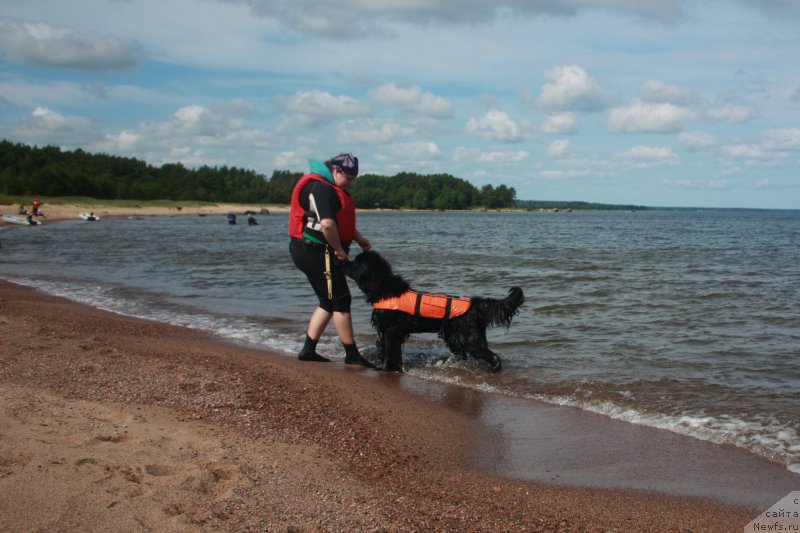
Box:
[290,239,351,313]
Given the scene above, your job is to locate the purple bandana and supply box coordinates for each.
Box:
[331,153,358,177]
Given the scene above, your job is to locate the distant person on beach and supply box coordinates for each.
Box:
[288,152,374,368]
[32,198,41,216]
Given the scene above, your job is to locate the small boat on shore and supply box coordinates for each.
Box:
[2,214,42,226]
[79,213,100,221]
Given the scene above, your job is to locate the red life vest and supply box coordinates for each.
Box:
[288,174,356,245]
[372,291,472,319]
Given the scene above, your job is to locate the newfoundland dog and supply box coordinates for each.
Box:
[345,250,524,372]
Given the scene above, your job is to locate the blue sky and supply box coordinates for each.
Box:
[1,0,798,208]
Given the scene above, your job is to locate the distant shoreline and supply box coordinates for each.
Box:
[0,202,288,224]
[2,201,796,225]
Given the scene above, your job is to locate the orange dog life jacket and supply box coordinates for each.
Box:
[372,291,471,319]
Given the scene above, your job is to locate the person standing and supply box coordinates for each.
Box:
[288,153,374,368]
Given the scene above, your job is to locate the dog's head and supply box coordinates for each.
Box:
[344,250,394,288]
[344,250,408,302]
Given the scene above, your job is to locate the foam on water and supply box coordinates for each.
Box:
[7,276,306,358]
[407,367,800,474]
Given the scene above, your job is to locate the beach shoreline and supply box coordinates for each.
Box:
[1,202,288,224]
[0,279,764,531]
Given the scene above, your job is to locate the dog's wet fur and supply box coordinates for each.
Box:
[345,251,524,372]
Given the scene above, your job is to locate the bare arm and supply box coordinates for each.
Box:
[353,229,371,252]
[320,218,347,261]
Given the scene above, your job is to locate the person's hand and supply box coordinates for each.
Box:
[359,237,372,252]
[334,247,348,261]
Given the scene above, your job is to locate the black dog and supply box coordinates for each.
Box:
[345,250,524,372]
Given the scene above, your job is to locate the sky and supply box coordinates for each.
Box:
[1,0,799,209]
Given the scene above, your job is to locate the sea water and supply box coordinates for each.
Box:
[1,209,798,473]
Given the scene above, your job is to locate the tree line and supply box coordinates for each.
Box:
[515,199,649,211]
[0,141,516,209]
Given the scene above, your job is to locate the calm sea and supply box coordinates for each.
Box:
[1,209,799,473]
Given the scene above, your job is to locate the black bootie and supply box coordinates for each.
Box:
[298,335,330,362]
[343,343,376,368]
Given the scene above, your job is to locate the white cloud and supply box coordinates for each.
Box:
[664,179,730,190]
[218,0,687,39]
[369,82,453,118]
[721,144,790,168]
[608,100,696,133]
[720,144,775,160]
[740,0,800,17]
[112,131,143,151]
[478,150,528,163]
[615,145,675,160]
[538,155,616,180]
[273,151,306,170]
[96,102,273,166]
[453,147,528,164]
[383,141,441,161]
[277,90,371,127]
[546,139,569,158]
[678,130,717,150]
[713,128,799,173]
[717,164,742,178]
[150,104,250,139]
[465,109,522,141]
[541,112,579,134]
[614,145,679,167]
[639,80,696,105]
[0,19,144,71]
[336,118,414,144]
[707,104,754,123]
[760,128,800,150]
[537,65,612,112]
[0,79,93,109]
[10,107,103,146]
[452,146,480,163]
[713,128,799,171]
[540,168,594,179]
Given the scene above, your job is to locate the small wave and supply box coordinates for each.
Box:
[408,368,800,474]
[3,276,305,358]
[534,302,599,315]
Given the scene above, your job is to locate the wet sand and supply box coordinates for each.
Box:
[0,278,777,531]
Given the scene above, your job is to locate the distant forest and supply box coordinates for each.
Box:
[0,140,516,210]
[515,199,649,211]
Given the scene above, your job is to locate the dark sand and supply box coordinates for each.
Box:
[0,279,788,531]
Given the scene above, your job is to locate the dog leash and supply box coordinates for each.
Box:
[324,246,333,300]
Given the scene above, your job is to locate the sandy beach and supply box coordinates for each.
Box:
[0,277,768,531]
[1,202,288,224]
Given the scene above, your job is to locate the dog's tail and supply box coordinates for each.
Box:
[473,286,524,329]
